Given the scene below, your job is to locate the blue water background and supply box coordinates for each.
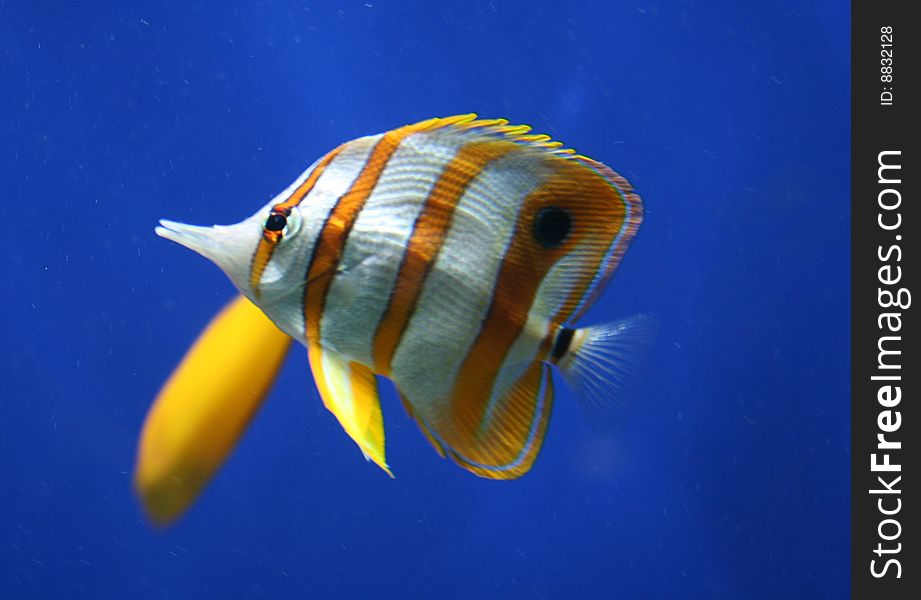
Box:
[1,1,849,598]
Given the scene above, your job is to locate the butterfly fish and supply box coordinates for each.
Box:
[135,114,657,525]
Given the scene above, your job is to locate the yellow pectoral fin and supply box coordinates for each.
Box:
[307,344,392,477]
[134,295,292,526]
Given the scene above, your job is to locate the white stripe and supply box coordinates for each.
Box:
[479,241,588,425]
[257,134,381,343]
[320,132,466,364]
[391,151,555,420]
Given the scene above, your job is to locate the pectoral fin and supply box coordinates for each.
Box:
[134,295,293,526]
[307,344,392,476]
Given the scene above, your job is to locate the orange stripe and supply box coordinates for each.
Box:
[248,241,278,297]
[445,159,626,458]
[276,145,345,213]
[371,140,518,375]
[557,158,641,324]
[302,125,424,346]
[248,147,343,296]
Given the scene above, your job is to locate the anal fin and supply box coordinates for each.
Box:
[307,344,392,477]
[403,361,554,480]
[398,392,446,458]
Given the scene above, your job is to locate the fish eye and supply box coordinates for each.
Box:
[263,209,301,241]
[265,213,287,232]
[533,206,571,248]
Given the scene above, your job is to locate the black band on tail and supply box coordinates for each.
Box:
[550,327,575,363]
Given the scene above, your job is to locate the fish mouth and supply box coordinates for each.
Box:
[155,219,223,262]
[155,216,263,290]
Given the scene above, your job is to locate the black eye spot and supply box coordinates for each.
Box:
[533,207,571,248]
[265,213,287,232]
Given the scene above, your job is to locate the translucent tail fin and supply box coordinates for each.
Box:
[556,313,660,432]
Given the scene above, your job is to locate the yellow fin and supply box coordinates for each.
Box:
[429,113,478,127]
[404,114,582,157]
[134,295,292,526]
[307,345,392,477]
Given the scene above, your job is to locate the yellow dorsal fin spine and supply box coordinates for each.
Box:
[498,124,532,136]
[425,113,478,128]
[408,114,588,159]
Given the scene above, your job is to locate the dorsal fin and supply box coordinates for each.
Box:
[409,113,585,158]
[306,344,392,476]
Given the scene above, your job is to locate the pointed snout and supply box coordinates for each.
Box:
[155,216,263,294]
[156,220,225,263]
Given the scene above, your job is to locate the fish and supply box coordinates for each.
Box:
[135,114,657,524]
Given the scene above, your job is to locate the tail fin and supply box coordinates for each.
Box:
[556,313,660,432]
